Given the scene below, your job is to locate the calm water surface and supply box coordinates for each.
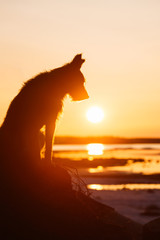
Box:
[53,143,160,160]
[53,144,160,223]
[53,143,160,190]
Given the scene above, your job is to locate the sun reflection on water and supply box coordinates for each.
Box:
[88,166,104,173]
[88,184,160,191]
[87,143,104,156]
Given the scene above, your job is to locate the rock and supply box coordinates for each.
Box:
[143,217,160,240]
[1,162,142,239]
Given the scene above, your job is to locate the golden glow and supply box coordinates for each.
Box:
[87,143,104,156]
[107,159,160,175]
[1,1,160,137]
[86,106,104,123]
[88,184,160,191]
[88,184,104,190]
[88,166,104,173]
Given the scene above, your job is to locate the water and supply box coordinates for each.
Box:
[52,143,160,223]
[53,143,160,176]
[88,183,160,191]
[53,143,160,220]
[53,143,160,153]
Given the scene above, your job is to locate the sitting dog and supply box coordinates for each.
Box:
[0,54,89,165]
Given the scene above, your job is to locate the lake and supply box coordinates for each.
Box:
[53,143,160,176]
[52,143,160,223]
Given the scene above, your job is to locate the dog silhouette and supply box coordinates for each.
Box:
[0,54,89,165]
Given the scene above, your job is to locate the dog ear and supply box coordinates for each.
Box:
[71,54,85,69]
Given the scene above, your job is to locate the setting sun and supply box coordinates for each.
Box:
[86,106,104,123]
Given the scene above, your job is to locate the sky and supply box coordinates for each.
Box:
[0,0,160,137]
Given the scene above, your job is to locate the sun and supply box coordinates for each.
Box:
[86,106,104,123]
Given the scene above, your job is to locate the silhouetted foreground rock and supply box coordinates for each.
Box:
[1,162,142,239]
[143,217,160,240]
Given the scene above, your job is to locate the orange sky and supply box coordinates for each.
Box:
[0,1,160,137]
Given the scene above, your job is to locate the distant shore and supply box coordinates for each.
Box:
[54,136,160,144]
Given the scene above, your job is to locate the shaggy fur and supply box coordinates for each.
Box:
[0,54,89,165]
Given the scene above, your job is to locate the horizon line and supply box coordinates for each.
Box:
[55,136,160,139]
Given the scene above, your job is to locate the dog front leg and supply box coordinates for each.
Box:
[45,122,55,163]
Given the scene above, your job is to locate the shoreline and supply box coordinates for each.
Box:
[54,136,160,144]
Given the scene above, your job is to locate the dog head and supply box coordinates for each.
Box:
[67,54,89,101]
